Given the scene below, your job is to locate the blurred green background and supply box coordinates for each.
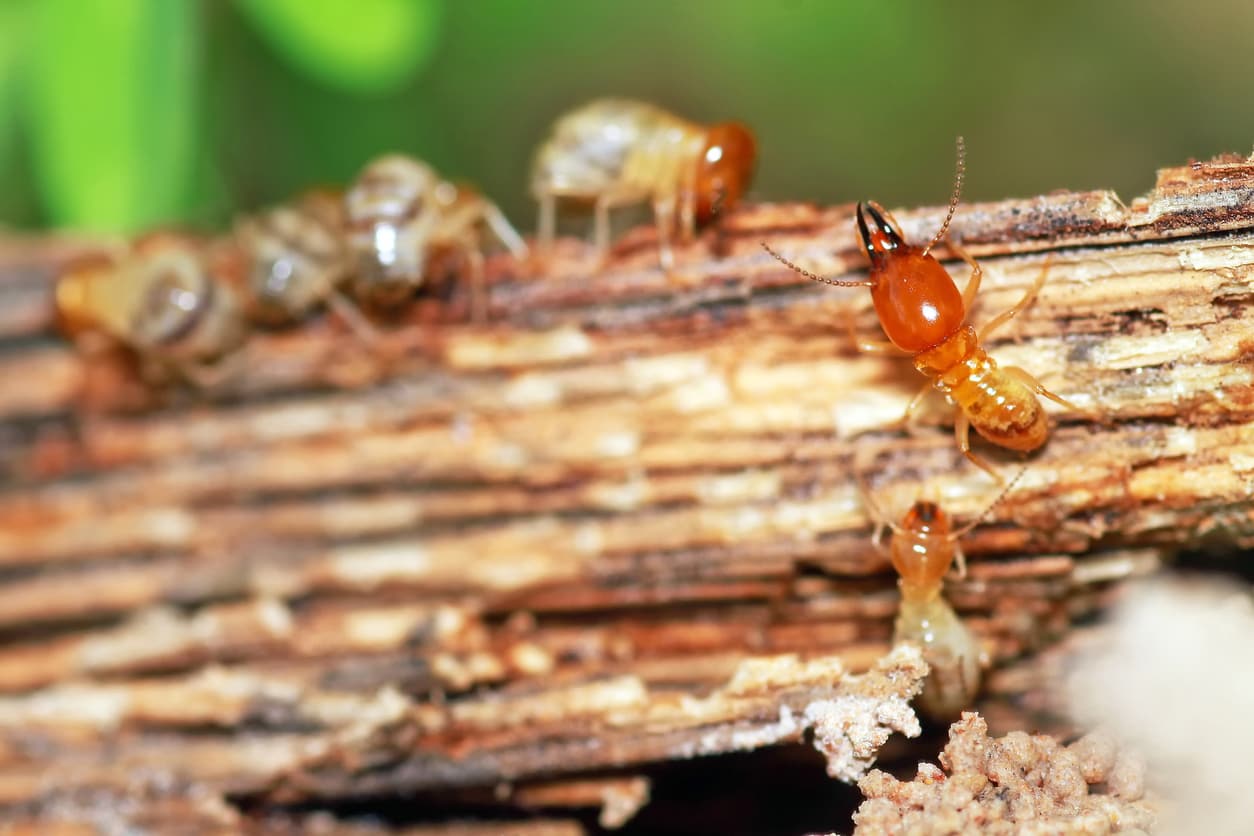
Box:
[2,0,1252,234]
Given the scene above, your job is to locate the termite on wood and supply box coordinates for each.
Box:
[859,466,1025,719]
[345,153,528,320]
[764,138,1087,480]
[55,232,249,387]
[234,188,377,340]
[532,99,757,270]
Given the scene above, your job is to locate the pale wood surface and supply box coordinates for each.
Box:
[1,154,1252,831]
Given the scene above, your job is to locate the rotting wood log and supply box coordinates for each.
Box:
[1,153,1253,831]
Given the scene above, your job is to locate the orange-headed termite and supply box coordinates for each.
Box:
[858,464,1026,719]
[764,138,1083,479]
[532,99,757,270]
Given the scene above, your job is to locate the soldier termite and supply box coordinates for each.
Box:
[763,138,1085,480]
[532,98,757,270]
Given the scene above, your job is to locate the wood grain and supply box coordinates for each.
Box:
[1,153,1251,831]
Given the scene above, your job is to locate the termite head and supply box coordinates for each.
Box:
[55,255,116,338]
[867,464,1026,603]
[855,200,967,353]
[695,121,757,223]
[902,500,950,538]
[892,500,957,599]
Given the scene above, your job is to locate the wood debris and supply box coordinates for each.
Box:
[852,713,1155,835]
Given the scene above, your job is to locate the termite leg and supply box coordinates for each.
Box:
[948,238,983,313]
[902,383,934,428]
[593,195,616,262]
[592,189,644,264]
[1002,365,1085,413]
[847,306,910,356]
[176,351,246,390]
[979,256,1051,342]
[458,240,489,323]
[847,451,897,556]
[482,201,529,259]
[954,411,1004,483]
[870,520,890,555]
[854,336,907,355]
[883,381,934,437]
[853,463,893,555]
[679,184,697,242]
[951,542,968,580]
[327,290,380,345]
[652,196,677,272]
[537,194,557,253]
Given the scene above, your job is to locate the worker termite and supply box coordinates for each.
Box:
[763,138,1083,479]
[344,153,528,320]
[858,465,1025,719]
[234,188,376,338]
[55,232,249,386]
[531,98,757,270]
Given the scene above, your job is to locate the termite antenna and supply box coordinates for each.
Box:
[950,464,1027,540]
[853,446,908,542]
[922,135,965,258]
[760,242,874,288]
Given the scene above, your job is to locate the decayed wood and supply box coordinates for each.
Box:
[0,646,926,831]
[1,154,1253,830]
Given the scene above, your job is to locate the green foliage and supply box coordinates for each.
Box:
[9,0,442,232]
[0,0,27,174]
[2,0,1254,233]
[26,0,197,232]
[234,0,442,94]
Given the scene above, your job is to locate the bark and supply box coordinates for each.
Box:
[0,153,1252,831]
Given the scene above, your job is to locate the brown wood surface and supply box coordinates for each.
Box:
[1,154,1252,832]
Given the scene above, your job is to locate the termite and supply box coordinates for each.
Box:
[858,466,1025,719]
[531,98,757,270]
[344,153,528,320]
[55,232,249,386]
[763,138,1081,479]
[234,188,375,339]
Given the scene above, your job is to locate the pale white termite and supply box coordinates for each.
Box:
[531,99,756,269]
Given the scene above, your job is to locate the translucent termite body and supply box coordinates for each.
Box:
[344,153,527,317]
[858,469,1023,719]
[235,188,349,325]
[888,500,983,720]
[55,232,248,385]
[764,138,1082,479]
[531,98,757,269]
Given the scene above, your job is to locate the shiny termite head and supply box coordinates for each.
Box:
[762,137,969,354]
[859,463,1027,603]
[853,137,968,353]
[694,121,757,223]
[891,499,956,601]
[55,254,118,339]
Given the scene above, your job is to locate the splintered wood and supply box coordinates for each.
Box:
[2,154,1254,831]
